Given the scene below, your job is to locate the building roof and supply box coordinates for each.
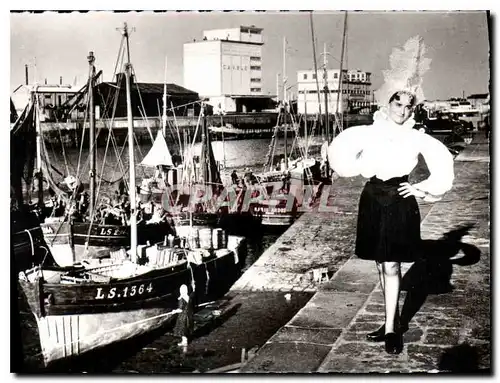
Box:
[467,93,488,99]
[101,81,199,96]
[229,95,274,99]
[240,25,263,32]
[186,39,264,46]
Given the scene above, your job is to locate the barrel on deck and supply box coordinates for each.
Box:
[199,228,213,250]
[212,228,227,250]
[188,228,200,249]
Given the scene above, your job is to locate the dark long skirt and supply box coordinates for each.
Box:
[173,297,194,338]
[355,175,421,262]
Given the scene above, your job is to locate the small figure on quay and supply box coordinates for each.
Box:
[328,36,454,355]
[231,170,239,185]
[118,179,126,196]
[173,284,195,348]
[244,168,256,185]
[320,140,331,180]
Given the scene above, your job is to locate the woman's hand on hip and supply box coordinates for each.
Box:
[398,182,426,199]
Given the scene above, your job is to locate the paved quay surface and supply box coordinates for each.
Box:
[234,134,490,373]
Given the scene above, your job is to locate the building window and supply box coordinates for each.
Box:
[334,73,338,79]
[250,65,261,71]
[250,78,261,82]
[250,56,261,61]
[303,74,308,80]
[250,88,262,92]
[312,74,316,80]
[309,90,317,94]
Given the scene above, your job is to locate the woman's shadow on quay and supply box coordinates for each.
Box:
[399,223,481,331]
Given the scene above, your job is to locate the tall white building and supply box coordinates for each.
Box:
[184,26,271,113]
[296,68,372,114]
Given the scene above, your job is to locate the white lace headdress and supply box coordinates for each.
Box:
[374,36,431,107]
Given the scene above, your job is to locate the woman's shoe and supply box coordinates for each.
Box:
[366,325,385,342]
[384,332,403,354]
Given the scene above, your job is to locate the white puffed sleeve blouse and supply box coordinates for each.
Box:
[327,110,454,197]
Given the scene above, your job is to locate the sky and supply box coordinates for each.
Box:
[10,10,490,101]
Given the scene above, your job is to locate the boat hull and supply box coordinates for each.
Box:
[260,212,296,226]
[18,237,245,366]
[12,226,46,271]
[41,221,175,266]
[32,307,176,366]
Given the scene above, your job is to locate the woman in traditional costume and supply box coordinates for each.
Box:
[328,36,454,354]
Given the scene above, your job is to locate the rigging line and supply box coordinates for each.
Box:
[113,34,126,83]
[137,103,154,150]
[99,114,129,186]
[106,75,133,183]
[156,99,161,127]
[53,119,71,176]
[268,109,280,172]
[131,65,154,144]
[95,76,131,186]
[170,101,183,162]
[85,103,118,222]
[179,110,202,188]
[90,116,118,232]
[75,97,90,182]
[132,127,149,180]
[309,12,323,122]
[165,99,203,113]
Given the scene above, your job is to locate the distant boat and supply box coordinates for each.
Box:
[249,111,323,227]
[141,103,257,232]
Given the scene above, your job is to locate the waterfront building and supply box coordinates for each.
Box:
[183,26,274,114]
[296,68,372,115]
[95,74,200,120]
[11,82,84,122]
[11,75,200,122]
[467,93,489,109]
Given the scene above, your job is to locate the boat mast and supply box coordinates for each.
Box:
[122,23,138,262]
[162,56,168,138]
[323,43,330,146]
[283,36,288,170]
[34,88,43,208]
[220,112,226,170]
[334,11,348,138]
[88,51,96,217]
[309,12,323,138]
[201,103,209,183]
[304,89,308,159]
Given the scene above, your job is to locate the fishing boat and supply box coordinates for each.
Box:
[11,90,54,270]
[34,47,175,266]
[140,100,255,232]
[250,100,323,227]
[17,23,246,367]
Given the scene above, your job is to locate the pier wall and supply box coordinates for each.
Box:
[40,113,373,148]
